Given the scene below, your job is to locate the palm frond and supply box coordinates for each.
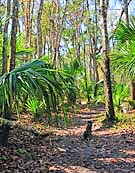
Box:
[111,18,135,79]
[115,18,135,43]
[0,59,70,115]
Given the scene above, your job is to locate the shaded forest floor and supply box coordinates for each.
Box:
[1,104,135,173]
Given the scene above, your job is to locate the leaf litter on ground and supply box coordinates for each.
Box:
[0,106,135,173]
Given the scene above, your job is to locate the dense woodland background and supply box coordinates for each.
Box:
[0,0,135,172]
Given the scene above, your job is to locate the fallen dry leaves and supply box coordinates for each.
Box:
[0,107,135,173]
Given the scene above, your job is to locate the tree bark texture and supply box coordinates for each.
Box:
[10,0,18,71]
[100,0,115,121]
[1,0,18,145]
[84,42,90,103]
[37,0,44,58]
[2,0,11,74]
[130,81,135,100]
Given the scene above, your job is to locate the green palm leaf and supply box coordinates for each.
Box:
[111,18,135,79]
[0,59,69,116]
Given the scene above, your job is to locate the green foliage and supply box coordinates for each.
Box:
[87,82,95,99]
[63,114,69,127]
[0,60,70,121]
[26,98,43,121]
[94,81,104,98]
[111,18,135,79]
[62,103,70,127]
[116,113,128,123]
[113,84,129,109]
[96,95,105,104]
[41,55,50,63]
[15,148,32,159]
[67,84,77,104]
[115,18,135,43]
[87,80,105,104]
[111,49,135,79]
[114,113,135,129]
[64,58,83,75]
[63,59,83,103]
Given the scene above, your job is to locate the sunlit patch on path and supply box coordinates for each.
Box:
[48,107,135,173]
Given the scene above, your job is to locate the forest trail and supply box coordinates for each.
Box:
[1,105,135,173]
[49,106,135,173]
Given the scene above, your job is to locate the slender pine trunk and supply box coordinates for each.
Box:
[37,0,44,58]
[2,0,11,74]
[10,0,18,71]
[84,42,90,103]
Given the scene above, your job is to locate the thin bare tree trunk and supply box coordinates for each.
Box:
[21,0,34,60]
[93,0,99,96]
[52,0,68,69]
[84,42,90,103]
[2,0,11,74]
[10,0,19,71]
[30,0,34,48]
[86,0,99,97]
[26,0,31,47]
[86,0,98,83]
[100,0,115,121]
[124,0,129,25]
[37,0,44,58]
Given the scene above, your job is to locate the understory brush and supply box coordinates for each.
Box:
[26,97,44,121]
[113,84,129,110]
[97,112,135,130]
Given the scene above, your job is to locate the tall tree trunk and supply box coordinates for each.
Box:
[100,0,115,121]
[10,0,18,71]
[22,0,34,60]
[2,0,11,74]
[86,0,99,96]
[76,29,81,62]
[0,0,18,146]
[84,42,90,103]
[93,0,99,97]
[37,0,44,58]
[26,0,31,47]
[30,0,34,48]
[52,0,67,69]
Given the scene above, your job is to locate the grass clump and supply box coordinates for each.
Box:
[113,113,135,130]
[116,113,128,123]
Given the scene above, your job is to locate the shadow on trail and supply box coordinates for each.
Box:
[1,104,134,173]
[49,131,135,173]
[49,106,135,173]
